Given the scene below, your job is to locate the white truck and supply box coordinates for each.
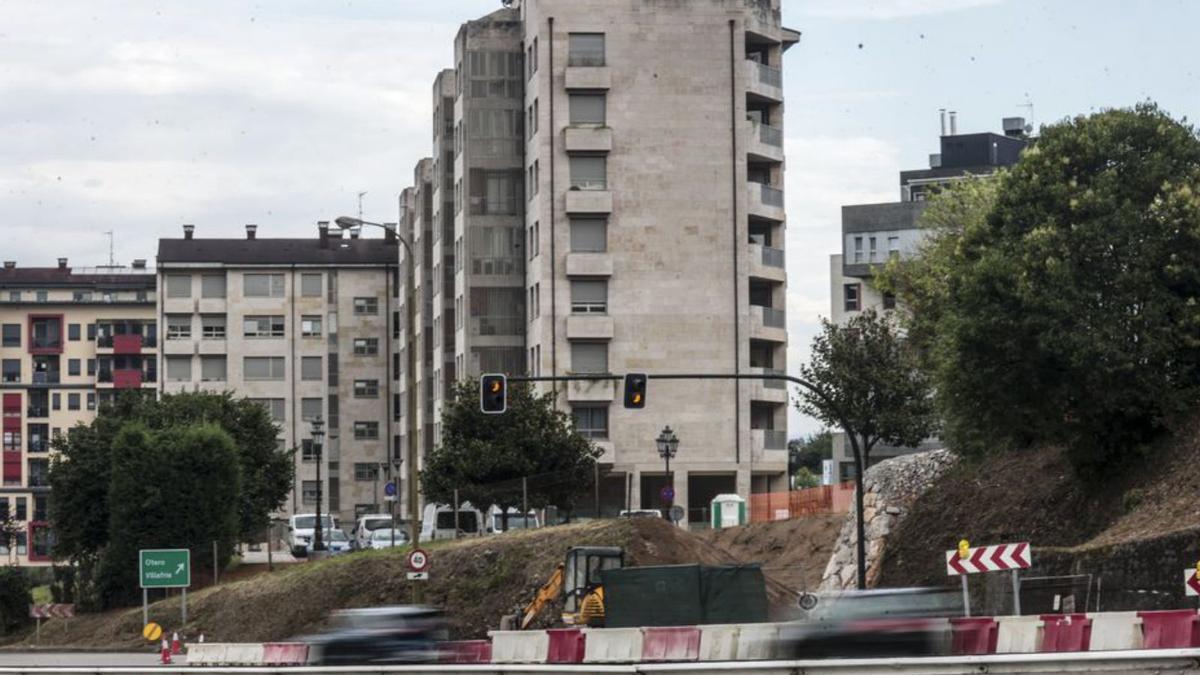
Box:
[288,513,338,557]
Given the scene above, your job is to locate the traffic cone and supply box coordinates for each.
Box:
[160,638,173,664]
[171,632,182,655]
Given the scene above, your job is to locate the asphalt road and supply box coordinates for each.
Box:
[0,652,162,667]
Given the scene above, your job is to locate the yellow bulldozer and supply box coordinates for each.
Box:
[502,546,625,630]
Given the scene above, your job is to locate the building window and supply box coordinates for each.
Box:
[883,292,897,310]
[166,275,191,298]
[243,315,285,338]
[87,393,95,411]
[1,360,19,383]
[252,398,285,422]
[65,393,79,411]
[569,93,606,125]
[354,463,380,482]
[165,356,192,382]
[51,393,59,411]
[570,280,607,314]
[0,324,18,347]
[572,404,609,440]
[853,236,864,264]
[869,236,878,262]
[201,315,226,339]
[72,291,93,302]
[570,217,607,252]
[300,273,323,297]
[301,398,322,422]
[68,359,80,377]
[6,291,17,302]
[353,338,379,356]
[301,315,322,337]
[244,356,286,381]
[87,358,95,376]
[888,236,901,259]
[353,297,379,315]
[301,480,319,505]
[568,33,606,67]
[301,356,322,381]
[354,380,379,398]
[844,284,861,312]
[201,274,226,298]
[200,356,227,382]
[569,156,607,191]
[244,273,285,298]
[166,315,192,340]
[354,421,379,440]
[68,324,81,341]
[570,342,608,374]
[300,439,318,462]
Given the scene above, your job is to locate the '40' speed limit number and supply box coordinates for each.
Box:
[407,548,430,573]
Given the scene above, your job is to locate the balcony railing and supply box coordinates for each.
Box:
[761,246,785,268]
[97,370,112,383]
[472,316,524,337]
[31,372,60,385]
[760,429,787,450]
[28,440,48,453]
[760,183,784,207]
[26,407,48,419]
[758,122,784,147]
[763,368,786,390]
[755,61,782,88]
[762,307,786,329]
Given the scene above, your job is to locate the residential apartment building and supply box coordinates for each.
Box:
[400,0,799,526]
[828,115,1030,479]
[0,259,157,565]
[156,224,398,525]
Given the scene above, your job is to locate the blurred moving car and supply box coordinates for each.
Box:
[368,527,409,549]
[618,509,662,519]
[781,587,961,658]
[307,606,447,665]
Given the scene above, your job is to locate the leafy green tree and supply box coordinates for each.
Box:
[881,103,1200,474]
[797,311,936,588]
[423,381,602,530]
[792,467,821,489]
[0,567,31,636]
[95,423,241,608]
[788,430,832,475]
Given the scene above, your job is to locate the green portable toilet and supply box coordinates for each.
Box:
[710,494,746,529]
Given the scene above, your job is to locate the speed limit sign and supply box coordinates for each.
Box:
[407,548,430,573]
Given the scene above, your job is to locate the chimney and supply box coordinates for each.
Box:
[132,259,147,270]
[57,258,68,270]
[2,261,15,269]
[183,224,195,240]
[245,224,257,240]
[383,223,398,243]
[317,221,330,249]
[949,111,958,136]
[349,227,360,240]
[939,109,947,136]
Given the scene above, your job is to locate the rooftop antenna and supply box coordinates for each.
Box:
[357,191,368,226]
[1018,100,1035,134]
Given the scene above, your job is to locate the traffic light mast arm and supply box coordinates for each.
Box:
[506,372,834,406]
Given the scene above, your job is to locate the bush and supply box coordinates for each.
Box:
[0,567,32,635]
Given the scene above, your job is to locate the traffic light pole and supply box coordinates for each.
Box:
[506,372,824,393]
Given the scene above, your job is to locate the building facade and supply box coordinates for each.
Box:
[157,224,398,525]
[0,259,157,565]
[828,116,1030,479]
[399,0,799,526]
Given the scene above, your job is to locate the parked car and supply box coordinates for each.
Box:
[289,513,338,557]
[368,527,409,549]
[352,514,395,550]
[297,528,352,556]
[306,606,446,665]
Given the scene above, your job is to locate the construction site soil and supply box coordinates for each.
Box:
[2,515,841,649]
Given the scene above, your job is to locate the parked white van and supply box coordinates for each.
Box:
[288,513,338,556]
[352,514,395,550]
[420,503,483,541]
[486,506,540,534]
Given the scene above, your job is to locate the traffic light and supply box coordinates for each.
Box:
[480,374,507,414]
[623,373,647,409]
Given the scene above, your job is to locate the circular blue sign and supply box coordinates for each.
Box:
[660,486,675,502]
[384,481,397,497]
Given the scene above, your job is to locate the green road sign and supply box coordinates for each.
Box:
[139,549,191,589]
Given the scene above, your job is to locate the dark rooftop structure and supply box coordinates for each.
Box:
[157,223,398,266]
[0,259,154,290]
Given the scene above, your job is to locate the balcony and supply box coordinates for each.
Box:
[744,59,783,102]
[565,126,612,153]
[565,66,611,90]
[28,440,48,453]
[111,334,143,355]
[749,243,786,283]
[566,315,614,340]
[30,372,60,385]
[750,305,787,343]
[746,120,785,163]
[566,253,613,277]
[751,428,789,462]
[26,407,48,419]
[471,316,523,338]
[747,182,785,222]
[566,190,612,214]
[112,369,143,390]
[750,368,789,404]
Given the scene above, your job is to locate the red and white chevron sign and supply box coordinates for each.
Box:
[945,542,1031,575]
[28,603,75,619]
[1185,570,1200,596]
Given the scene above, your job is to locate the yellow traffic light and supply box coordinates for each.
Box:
[480,374,507,414]
[958,539,971,559]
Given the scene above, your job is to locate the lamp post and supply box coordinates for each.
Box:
[310,415,326,554]
[655,426,679,520]
[390,455,402,548]
[335,216,420,548]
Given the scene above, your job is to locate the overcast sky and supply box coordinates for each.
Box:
[1,0,1196,437]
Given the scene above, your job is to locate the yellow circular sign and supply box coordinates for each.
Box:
[143,622,163,642]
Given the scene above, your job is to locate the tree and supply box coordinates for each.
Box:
[880,103,1200,474]
[797,311,936,588]
[0,567,31,636]
[423,380,602,530]
[0,505,19,565]
[788,430,832,476]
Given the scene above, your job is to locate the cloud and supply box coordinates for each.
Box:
[796,0,1004,20]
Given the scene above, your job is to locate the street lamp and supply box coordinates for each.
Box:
[310,415,326,554]
[655,426,680,520]
[335,215,420,549]
[390,454,403,548]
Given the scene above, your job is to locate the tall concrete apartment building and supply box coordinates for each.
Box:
[402,0,799,525]
[0,259,157,565]
[157,224,398,524]
[828,116,1030,480]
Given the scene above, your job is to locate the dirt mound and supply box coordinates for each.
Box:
[7,517,771,648]
[702,515,842,595]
